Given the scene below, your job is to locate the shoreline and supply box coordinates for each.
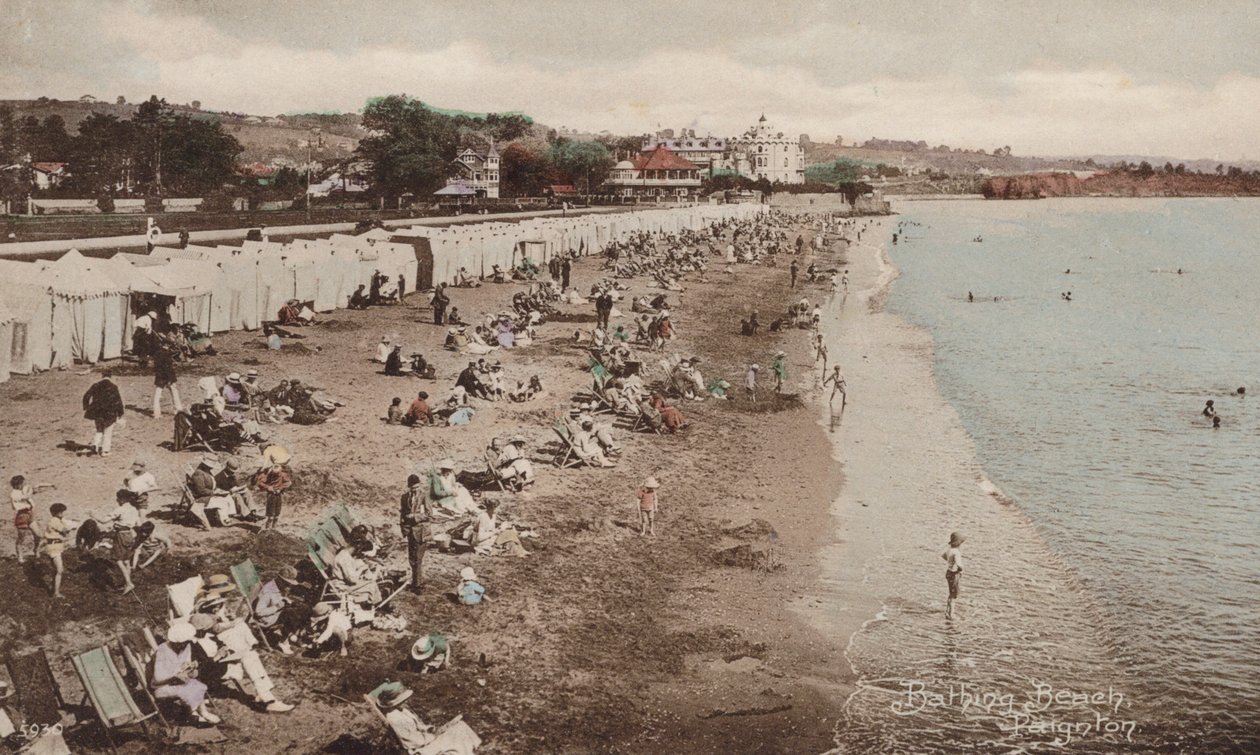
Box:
[812,215,1143,752]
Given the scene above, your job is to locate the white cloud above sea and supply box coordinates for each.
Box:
[3,1,1258,160]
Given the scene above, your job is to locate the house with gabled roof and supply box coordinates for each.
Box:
[603,146,702,198]
[444,141,501,198]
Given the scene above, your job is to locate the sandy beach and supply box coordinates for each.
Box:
[0,213,888,753]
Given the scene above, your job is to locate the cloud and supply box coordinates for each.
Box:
[4,2,1259,159]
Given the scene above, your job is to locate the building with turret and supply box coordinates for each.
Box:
[446,142,501,198]
[726,114,805,184]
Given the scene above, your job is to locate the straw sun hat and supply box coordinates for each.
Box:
[949,531,966,547]
[167,622,197,644]
[411,635,438,660]
[644,476,660,489]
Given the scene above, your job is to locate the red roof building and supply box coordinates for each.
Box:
[603,146,702,198]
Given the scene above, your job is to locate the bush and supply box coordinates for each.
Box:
[97,196,115,213]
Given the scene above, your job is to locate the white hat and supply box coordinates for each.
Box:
[381,336,390,343]
[459,566,477,582]
[644,476,660,489]
[411,635,437,660]
[167,621,196,644]
[437,458,456,471]
[226,372,241,383]
[751,364,761,371]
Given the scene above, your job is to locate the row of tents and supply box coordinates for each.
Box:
[0,204,763,383]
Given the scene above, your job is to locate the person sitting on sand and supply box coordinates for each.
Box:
[457,566,487,605]
[384,345,406,376]
[386,397,405,425]
[494,436,535,488]
[430,459,477,517]
[348,285,370,310]
[651,393,687,433]
[455,267,477,288]
[375,337,392,364]
[402,392,434,427]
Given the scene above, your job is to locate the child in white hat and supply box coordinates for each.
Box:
[638,476,661,537]
[457,566,486,605]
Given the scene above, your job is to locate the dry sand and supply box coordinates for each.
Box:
[0,218,884,753]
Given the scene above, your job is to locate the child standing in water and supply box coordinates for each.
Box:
[943,531,965,619]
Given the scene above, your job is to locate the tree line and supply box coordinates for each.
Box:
[0,96,243,202]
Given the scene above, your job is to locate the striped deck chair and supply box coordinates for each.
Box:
[70,645,159,750]
[229,559,273,649]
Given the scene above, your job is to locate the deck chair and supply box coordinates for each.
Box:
[166,575,204,619]
[5,650,65,728]
[70,645,159,750]
[363,683,482,755]
[483,448,509,492]
[630,404,666,435]
[230,559,273,649]
[551,423,588,469]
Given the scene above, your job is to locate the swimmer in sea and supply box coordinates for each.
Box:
[967,292,974,302]
[1202,400,1216,418]
[1213,415,1221,429]
[1236,387,1246,397]
[1065,268,1071,274]
[1177,268,1183,275]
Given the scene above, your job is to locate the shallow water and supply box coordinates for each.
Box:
[834,198,1260,753]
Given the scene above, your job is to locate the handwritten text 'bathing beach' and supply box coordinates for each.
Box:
[892,681,1138,746]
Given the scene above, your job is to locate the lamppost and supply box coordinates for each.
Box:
[305,127,322,218]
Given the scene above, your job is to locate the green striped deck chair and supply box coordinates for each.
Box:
[71,645,156,743]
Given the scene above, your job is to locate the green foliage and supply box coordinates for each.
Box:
[357,95,462,197]
[547,140,613,192]
[805,158,862,185]
[500,143,555,197]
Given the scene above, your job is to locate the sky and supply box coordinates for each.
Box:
[2,0,1259,160]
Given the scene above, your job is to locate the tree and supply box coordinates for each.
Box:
[133,96,175,193]
[548,140,613,192]
[66,113,135,194]
[159,116,242,194]
[1136,161,1154,177]
[1163,162,1174,174]
[482,112,531,141]
[1215,164,1224,175]
[596,134,644,159]
[500,143,554,197]
[356,95,462,198]
[116,96,126,105]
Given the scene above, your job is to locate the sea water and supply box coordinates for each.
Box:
[835,198,1260,753]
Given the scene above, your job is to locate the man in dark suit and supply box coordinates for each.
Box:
[82,371,125,456]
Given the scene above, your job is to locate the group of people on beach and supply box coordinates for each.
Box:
[4,206,937,750]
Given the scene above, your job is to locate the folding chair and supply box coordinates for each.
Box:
[483,448,509,492]
[5,650,65,729]
[70,645,160,752]
[363,683,481,755]
[551,423,588,469]
[630,405,665,435]
[230,559,273,650]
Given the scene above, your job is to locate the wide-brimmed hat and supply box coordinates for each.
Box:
[949,531,966,547]
[380,336,390,343]
[188,612,217,632]
[447,328,457,335]
[459,566,477,582]
[226,372,241,384]
[750,364,761,371]
[411,635,438,660]
[167,621,196,644]
[246,369,259,378]
[225,458,240,470]
[644,476,660,489]
[437,458,456,471]
[278,565,300,584]
[262,445,291,465]
[375,686,413,709]
[775,350,785,358]
[311,602,333,617]
[203,573,233,597]
[198,455,217,469]
[510,435,526,445]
